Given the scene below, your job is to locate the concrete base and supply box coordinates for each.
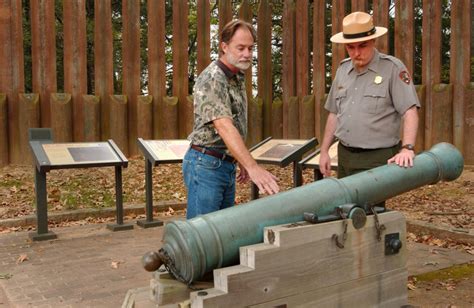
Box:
[106,223,134,232]
[29,231,57,241]
[136,219,164,228]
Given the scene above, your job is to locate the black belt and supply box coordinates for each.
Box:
[340,142,399,153]
[190,145,236,163]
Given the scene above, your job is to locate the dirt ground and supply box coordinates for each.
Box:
[0,160,473,306]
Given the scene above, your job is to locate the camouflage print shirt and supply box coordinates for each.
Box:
[188,60,248,150]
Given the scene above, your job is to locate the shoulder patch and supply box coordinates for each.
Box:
[399,70,412,85]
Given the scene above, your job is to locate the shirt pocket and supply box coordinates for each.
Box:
[362,85,388,114]
[335,89,347,113]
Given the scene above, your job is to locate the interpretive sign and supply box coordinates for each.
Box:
[29,133,131,241]
[299,141,339,180]
[136,138,190,228]
[248,137,318,199]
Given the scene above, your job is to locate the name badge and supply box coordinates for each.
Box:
[374,76,383,84]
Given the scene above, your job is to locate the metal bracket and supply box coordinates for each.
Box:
[385,233,402,255]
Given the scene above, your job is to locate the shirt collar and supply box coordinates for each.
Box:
[347,49,380,75]
[216,59,244,80]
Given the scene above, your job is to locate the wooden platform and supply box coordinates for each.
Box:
[125,211,407,307]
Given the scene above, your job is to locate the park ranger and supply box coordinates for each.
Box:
[183,20,279,219]
[319,11,420,180]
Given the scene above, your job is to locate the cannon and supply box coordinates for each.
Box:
[143,142,463,285]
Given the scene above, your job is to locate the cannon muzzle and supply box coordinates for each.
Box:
[147,142,463,283]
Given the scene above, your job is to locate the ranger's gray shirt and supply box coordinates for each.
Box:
[325,49,420,149]
[188,60,247,150]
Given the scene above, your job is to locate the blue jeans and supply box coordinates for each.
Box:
[182,148,237,219]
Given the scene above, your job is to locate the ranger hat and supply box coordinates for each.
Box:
[330,12,388,44]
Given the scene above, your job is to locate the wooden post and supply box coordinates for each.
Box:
[18,94,40,163]
[372,0,389,54]
[0,0,24,164]
[83,95,101,142]
[465,83,474,165]
[422,0,442,149]
[313,0,326,140]
[450,0,471,159]
[162,97,179,139]
[282,0,296,138]
[287,96,299,139]
[137,95,153,140]
[271,99,283,139]
[31,0,57,128]
[0,94,8,166]
[64,0,88,142]
[429,84,453,145]
[94,0,113,140]
[122,0,141,154]
[173,1,190,139]
[247,97,263,147]
[414,85,426,153]
[258,1,273,138]
[300,95,315,139]
[239,0,253,105]
[197,0,211,75]
[148,0,166,139]
[218,0,232,35]
[50,93,73,143]
[110,95,129,156]
[395,1,415,74]
[296,0,310,137]
[331,0,345,79]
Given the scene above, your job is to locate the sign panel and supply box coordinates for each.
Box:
[251,139,309,163]
[143,140,190,161]
[304,141,339,168]
[42,142,121,165]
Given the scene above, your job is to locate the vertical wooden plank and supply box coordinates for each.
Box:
[148,0,166,139]
[258,1,272,138]
[50,93,72,142]
[197,0,211,75]
[109,95,128,156]
[450,0,471,159]
[172,1,190,138]
[64,0,88,142]
[271,98,283,138]
[415,85,426,152]
[83,95,101,141]
[313,0,326,141]
[122,0,140,154]
[30,0,56,128]
[137,95,153,140]
[394,1,415,74]
[287,96,299,138]
[372,0,389,54]
[429,84,453,144]
[218,0,233,35]
[300,95,315,139]
[351,0,368,12]
[94,0,113,140]
[162,96,179,139]
[0,0,24,164]
[238,0,253,106]
[282,0,296,138]
[421,0,441,149]
[465,83,474,165]
[0,94,7,166]
[331,0,345,79]
[18,94,40,163]
[248,97,263,147]
[296,0,309,138]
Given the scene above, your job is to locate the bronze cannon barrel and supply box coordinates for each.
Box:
[147,143,463,283]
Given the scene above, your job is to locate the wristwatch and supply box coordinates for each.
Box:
[401,144,415,151]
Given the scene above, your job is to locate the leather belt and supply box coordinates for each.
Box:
[190,145,236,163]
[340,142,399,153]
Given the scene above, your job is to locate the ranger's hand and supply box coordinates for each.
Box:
[387,149,415,167]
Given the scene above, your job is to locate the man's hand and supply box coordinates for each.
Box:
[247,165,279,195]
[387,148,415,167]
[319,152,332,177]
[237,163,250,184]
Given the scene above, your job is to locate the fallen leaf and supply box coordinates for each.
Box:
[407,283,417,290]
[423,261,438,266]
[111,260,122,269]
[446,285,456,291]
[0,273,13,279]
[16,254,28,264]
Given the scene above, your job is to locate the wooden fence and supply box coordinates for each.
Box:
[0,0,472,166]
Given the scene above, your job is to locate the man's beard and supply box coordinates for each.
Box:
[226,53,251,70]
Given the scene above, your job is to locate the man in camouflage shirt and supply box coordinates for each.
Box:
[183,20,279,219]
